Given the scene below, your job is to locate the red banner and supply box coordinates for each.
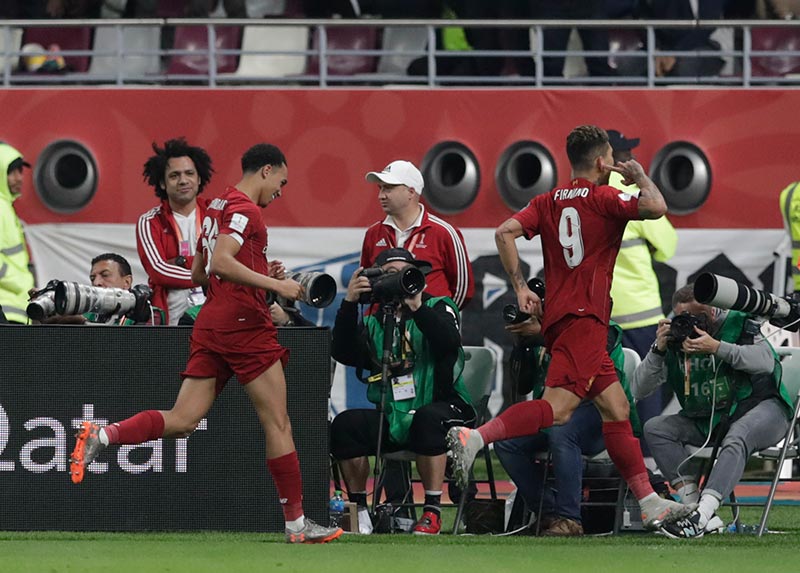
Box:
[4,89,795,229]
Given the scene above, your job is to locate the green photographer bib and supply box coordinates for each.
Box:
[364,296,471,445]
[665,310,769,433]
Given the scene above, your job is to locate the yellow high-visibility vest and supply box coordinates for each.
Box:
[0,143,35,323]
[779,182,800,292]
[609,172,678,330]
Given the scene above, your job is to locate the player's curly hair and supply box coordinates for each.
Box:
[566,125,609,172]
[142,137,214,200]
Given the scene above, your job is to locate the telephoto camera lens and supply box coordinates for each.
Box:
[55,281,139,317]
[286,271,337,308]
[370,267,426,302]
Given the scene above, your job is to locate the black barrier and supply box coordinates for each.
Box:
[0,325,330,532]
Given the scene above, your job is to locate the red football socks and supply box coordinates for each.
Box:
[602,420,653,500]
[267,451,304,522]
[104,410,165,444]
[477,399,554,444]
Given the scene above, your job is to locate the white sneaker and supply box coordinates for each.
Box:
[358,508,373,534]
[446,426,483,489]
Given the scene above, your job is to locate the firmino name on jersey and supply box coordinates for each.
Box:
[553,187,589,201]
[209,198,228,210]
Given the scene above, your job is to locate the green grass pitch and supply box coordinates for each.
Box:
[1,507,798,573]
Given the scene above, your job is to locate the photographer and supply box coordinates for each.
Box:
[633,283,794,538]
[29,253,164,325]
[330,248,476,536]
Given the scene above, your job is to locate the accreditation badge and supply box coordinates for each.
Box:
[391,374,416,401]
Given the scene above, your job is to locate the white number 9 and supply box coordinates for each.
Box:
[558,207,584,268]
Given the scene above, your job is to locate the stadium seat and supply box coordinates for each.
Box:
[376,26,427,77]
[21,26,93,73]
[167,25,243,76]
[0,26,23,72]
[226,24,309,79]
[89,26,161,79]
[751,27,800,77]
[306,26,380,77]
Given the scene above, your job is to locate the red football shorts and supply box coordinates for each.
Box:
[182,326,289,394]
[544,315,618,399]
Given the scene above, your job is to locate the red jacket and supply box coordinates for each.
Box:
[136,197,209,323]
[360,208,474,309]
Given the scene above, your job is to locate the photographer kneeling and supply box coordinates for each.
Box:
[330,248,476,536]
[633,283,794,538]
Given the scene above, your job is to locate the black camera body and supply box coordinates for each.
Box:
[501,277,546,325]
[502,304,530,324]
[669,312,708,348]
[358,266,425,305]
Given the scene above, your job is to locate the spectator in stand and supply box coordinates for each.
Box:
[454,0,537,77]
[648,0,726,78]
[136,138,214,325]
[536,0,614,79]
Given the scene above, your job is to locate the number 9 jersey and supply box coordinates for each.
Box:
[512,177,641,333]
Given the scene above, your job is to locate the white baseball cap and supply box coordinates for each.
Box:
[365,160,424,194]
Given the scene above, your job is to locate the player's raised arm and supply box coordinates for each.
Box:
[608,159,667,220]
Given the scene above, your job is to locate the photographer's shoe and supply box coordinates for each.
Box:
[412,511,441,535]
[447,426,483,490]
[658,509,705,539]
[69,421,105,484]
[640,495,693,529]
[541,517,584,537]
[704,513,725,534]
[285,519,343,544]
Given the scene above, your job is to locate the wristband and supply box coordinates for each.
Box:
[650,342,666,356]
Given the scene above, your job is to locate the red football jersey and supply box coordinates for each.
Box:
[512,177,640,331]
[194,186,276,333]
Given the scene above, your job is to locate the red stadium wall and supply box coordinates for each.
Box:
[3,88,795,229]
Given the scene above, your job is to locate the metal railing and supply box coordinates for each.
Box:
[1,18,800,88]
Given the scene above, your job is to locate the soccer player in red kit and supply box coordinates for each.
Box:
[448,125,691,530]
[69,143,343,544]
